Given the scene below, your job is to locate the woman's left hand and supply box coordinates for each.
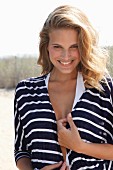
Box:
[57,113,84,153]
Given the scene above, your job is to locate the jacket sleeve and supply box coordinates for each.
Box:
[109,77,113,143]
[14,82,31,163]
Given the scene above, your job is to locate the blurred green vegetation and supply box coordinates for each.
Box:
[0,55,41,89]
[0,46,113,89]
[107,46,113,77]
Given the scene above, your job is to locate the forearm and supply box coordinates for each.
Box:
[77,142,113,160]
[16,157,33,170]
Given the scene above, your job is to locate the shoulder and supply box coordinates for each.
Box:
[85,75,113,101]
[101,75,113,93]
[100,75,113,105]
[15,74,48,99]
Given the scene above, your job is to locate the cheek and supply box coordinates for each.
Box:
[49,49,61,59]
[72,50,80,59]
[48,47,54,55]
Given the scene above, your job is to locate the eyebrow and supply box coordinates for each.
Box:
[52,43,78,47]
[70,43,78,46]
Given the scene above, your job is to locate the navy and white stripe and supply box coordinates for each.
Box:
[14,73,113,170]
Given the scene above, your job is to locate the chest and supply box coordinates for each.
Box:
[48,81,76,120]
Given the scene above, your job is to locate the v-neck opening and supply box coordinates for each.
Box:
[45,72,85,114]
[44,72,85,168]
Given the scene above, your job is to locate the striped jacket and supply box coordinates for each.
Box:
[14,73,113,169]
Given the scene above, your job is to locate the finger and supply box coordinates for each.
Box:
[62,122,67,127]
[60,161,67,170]
[66,166,70,170]
[57,118,67,124]
[43,161,63,170]
[57,118,67,131]
[67,113,76,130]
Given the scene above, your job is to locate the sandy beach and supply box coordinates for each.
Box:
[0,89,18,170]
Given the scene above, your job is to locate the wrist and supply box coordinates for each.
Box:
[75,140,86,154]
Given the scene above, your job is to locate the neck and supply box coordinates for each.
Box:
[50,69,78,82]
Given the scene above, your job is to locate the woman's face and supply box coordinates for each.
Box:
[47,28,81,75]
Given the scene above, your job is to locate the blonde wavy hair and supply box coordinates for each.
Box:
[37,5,109,90]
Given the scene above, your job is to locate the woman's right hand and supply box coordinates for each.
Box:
[40,161,69,170]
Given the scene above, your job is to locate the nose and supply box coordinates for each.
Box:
[62,50,70,59]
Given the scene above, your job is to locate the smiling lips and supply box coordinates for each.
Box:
[58,60,73,65]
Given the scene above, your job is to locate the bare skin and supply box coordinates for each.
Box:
[17,158,69,170]
[48,73,77,160]
[16,28,80,170]
[47,28,80,161]
[48,28,113,161]
[57,113,113,160]
[17,158,33,170]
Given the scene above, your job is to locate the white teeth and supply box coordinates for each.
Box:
[60,61,71,65]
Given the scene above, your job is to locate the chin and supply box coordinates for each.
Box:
[59,70,76,74]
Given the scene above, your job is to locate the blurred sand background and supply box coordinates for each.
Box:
[0,89,18,170]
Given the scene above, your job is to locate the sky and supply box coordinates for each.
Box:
[0,0,113,57]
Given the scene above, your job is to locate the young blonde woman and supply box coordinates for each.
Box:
[14,5,113,170]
